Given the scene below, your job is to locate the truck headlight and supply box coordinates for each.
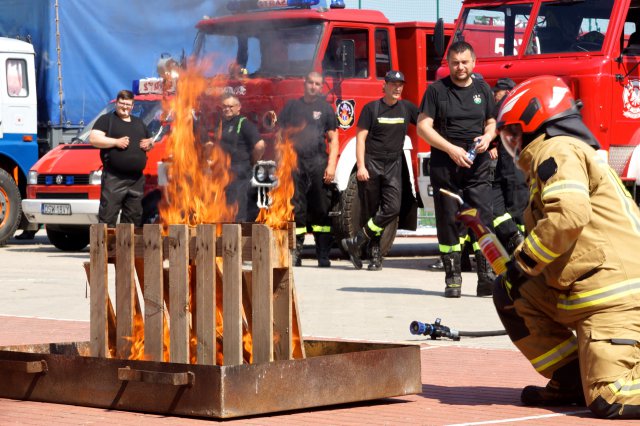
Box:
[27,170,38,185]
[89,170,102,185]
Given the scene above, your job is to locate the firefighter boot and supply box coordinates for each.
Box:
[475,251,496,297]
[293,235,305,267]
[341,228,370,270]
[442,252,462,298]
[521,359,585,406]
[314,232,332,268]
[367,239,382,271]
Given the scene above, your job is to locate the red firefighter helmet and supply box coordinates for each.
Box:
[497,75,578,158]
[496,75,578,132]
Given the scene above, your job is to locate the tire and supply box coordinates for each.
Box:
[333,172,398,257]
[46,225,90,251]
[0,168,22,247]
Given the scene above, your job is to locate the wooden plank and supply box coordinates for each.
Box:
[272,267,291,361]
[83,262,116,354]
[195,224,216,365]
[169,224,189,364]
[115,224,136,359]
[143,224,164,362]
[90,224,109,358]
[252,224,273,364]
[222,224,243,366]
[291,279,306,359]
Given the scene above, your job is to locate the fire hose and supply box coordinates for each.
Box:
[409,189,511,341]
[409,318,507,341]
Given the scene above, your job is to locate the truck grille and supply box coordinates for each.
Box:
[37,174,90,185]
[35,193,89,199]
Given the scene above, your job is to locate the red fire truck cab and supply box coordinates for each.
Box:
[441,0,640,196]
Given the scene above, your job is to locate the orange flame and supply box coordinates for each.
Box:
[159,61,237,227]
[256,128,298,229]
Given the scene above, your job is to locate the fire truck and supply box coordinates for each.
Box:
[439,0,640,197]
[23,1,453,252]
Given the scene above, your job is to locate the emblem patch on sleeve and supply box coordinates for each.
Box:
[537,157,558,183]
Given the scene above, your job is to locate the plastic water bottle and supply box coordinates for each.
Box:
[467,138,480,162]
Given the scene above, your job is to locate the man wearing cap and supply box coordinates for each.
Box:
[342,70,419,271]
[417,41,497,298]
[489,77,528,254]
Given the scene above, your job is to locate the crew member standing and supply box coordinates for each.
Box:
[417,41,497,298]
[494,75,640,418]
[342,70,419,271]
[90,90,153,227]
[208,93,265,222]
[490,78,527,253]
[279,71,339,267]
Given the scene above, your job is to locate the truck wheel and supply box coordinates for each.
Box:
[46,225,90,251]
[333,172,398,257]
[0,168,22,247]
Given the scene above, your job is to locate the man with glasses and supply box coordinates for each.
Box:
[207,93,265,222]
[90,90,153,227]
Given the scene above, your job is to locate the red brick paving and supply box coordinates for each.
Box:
[0,316,635,425]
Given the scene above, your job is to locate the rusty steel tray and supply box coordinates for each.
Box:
[0,340,421,419]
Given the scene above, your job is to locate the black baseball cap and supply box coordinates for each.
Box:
[493,77,516,92]
[384,70,405,83]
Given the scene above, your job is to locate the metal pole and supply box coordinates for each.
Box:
[437,0,440,20]
[358,0,362,9]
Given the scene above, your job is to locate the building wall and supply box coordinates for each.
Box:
[339,0,462,23]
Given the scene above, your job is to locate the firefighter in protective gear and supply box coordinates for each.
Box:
[494,75,640,419]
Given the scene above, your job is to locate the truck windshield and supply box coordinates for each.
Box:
[194,21,323,77]
[455,0,614,58]
[73,100,163,144]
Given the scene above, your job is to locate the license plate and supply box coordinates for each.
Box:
[41,203,71,215]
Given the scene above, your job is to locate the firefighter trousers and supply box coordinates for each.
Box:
[292,156,332,234]
[431,151,493,253]
[357,154,402,234]
[493,278,640,419]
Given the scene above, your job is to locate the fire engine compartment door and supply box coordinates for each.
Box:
[0,53,37,139]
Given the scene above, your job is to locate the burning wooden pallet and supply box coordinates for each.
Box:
[87,222,304,366]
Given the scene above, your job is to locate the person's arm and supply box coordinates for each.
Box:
[89,129,130,150]
[252,139,266,164]
[474,118,497,154]
[324,129,339,183]
[355,127,369,181]
[417,113,472,168]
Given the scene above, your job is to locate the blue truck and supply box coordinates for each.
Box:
[0,0,217,245]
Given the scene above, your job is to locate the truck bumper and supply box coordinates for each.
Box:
[21,199,99,225]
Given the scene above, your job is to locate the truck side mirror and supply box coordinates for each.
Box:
[434,18,445,59]
[339,39,356,78]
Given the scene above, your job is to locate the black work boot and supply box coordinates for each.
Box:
[367,239,382,271]
[475,251,496,297]
[341,228,370,270]
[314,232,332,268]
[521,359,585,406]
[442,252,462,298]
[293,235,305,266]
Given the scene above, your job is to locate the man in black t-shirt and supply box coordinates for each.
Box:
[208,93,265,222]
[279,71,339,267]
[417,41,497,298]
[90,90,153,227]
[342,70,419,271]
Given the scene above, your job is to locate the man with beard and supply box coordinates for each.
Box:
[417,41,497,298]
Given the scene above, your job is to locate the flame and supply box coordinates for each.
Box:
[159,60,237,227]
[257,128,297,230]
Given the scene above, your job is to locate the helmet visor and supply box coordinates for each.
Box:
[499,123,523,159]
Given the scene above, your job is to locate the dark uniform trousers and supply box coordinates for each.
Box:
[358,153,402,234]
[98,170,145,228]
[292,154,332,235]
[431,148,493,253]
[226,163,252,222]
[492,142,527,246]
